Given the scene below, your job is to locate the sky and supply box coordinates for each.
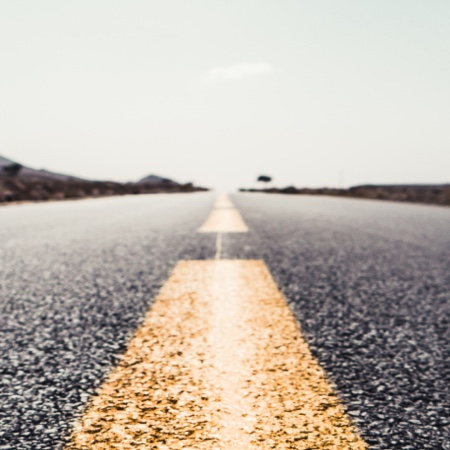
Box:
[0,0,449,191]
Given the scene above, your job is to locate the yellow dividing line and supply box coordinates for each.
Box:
[67,260,366,449]
[198,194,248,233]
[213,193,235,209]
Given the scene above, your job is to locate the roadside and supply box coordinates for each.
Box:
[0,178,208,205]
[0,154,208,205]
[240,184,450,206]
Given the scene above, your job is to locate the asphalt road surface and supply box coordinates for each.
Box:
[0,193,449,449]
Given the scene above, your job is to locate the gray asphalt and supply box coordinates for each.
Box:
[229,193,450,449]
[0,192,449,449]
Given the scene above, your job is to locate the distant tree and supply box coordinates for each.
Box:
[2,163,23,177]
[257,175,272,185]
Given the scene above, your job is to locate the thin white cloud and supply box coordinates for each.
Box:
[207,62,274,82]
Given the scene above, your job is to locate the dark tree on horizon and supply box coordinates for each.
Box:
[257,175,272,184]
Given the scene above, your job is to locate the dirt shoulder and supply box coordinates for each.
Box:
[239,184,450,206]
[0,178,208,204]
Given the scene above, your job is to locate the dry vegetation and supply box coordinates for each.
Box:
[240,185,450,206]
[0,178,207,204]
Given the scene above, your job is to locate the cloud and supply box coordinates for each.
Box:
[207,62,274,82]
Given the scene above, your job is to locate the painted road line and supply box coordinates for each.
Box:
[67,260,366,449]
[199,194,248,233]
[198,209,248,233]
[214,193,235,209]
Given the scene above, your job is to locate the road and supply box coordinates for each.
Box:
[0,193,449,449]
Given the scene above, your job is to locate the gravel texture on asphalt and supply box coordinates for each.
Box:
[67,260,366,449]
[1,192,449,449]
[228,193,450,450]
[0,193,216,450]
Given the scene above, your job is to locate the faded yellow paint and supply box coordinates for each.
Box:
[214,193,235,209]
[67,260,367,449]
[199,193,248,232]
[198,208,248,233]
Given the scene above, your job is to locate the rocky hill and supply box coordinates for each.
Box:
[138,174,179,186]
[0,155,82,181]
[0,155,207,203]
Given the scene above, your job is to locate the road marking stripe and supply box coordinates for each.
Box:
[198,209,248,233]
[199,194,248,233]
[214,193,235,209]
[66,260,366,449]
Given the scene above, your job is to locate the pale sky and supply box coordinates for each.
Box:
[0,0,449,190]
